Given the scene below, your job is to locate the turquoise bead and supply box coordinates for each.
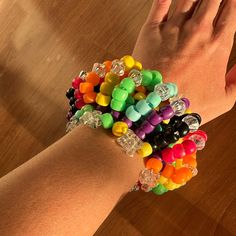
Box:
[81,104,94,112]
[101,113,114,129]
[141,70,153,86]
[152,184,168,195]
[150,71,162,87]
[135,100,152,116]
[112,87,128,102]
[119,78,135,94]
[167,83,178,97]
[125,105,141,122]
[110,99,126,111]
[74,110,84,120]
[146,92,161,108]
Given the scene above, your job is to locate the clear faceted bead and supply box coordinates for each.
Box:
[141,184,152,192]
[66,116,80,133]
[79,70,87,80]
[138,168,159,188]
[182,115,200,131]
[188,134,206,150]
[130,182,141,192]
[154,84,171,101]
[170,99,186,116]
[185,165,198,177]
[128,69,143,87]
[79,110,102,128]
[92,63,106,78]
[116,129,143,156]
[110,59,125,76]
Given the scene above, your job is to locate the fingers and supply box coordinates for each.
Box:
[169,0,199,26]
[193,0,222,25]
[146,0,172,24]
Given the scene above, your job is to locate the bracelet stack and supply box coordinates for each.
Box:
[65,55,207,195]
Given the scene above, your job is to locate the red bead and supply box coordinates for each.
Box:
[75,99,86,109]
[72,77,83,89]
[182,140,197,155]
[172,144,186,159]
[74,89,83,99]
[162,148,175,163]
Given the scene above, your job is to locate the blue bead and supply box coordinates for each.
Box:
[146,92,161,108]
[135,100,152,116]
[125,105,141,122]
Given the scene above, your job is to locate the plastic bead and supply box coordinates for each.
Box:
[111,110,120,119]
[66,87,75,99]
[92,63,106,78]
[162,164,174,178]
[103,60,112,73]
[72,77,83,89]
[158,175,168,185]
[100,82,114,96]
[154,83,171,101]
[152,184,168,195]
[135,128,146,140]
[101,113,114,129]
[139,169,159,189]
[162,148,175,163]
[83,92,97,103]
[135,100,152,116]
[153,134,169,149]
[119,78,135,94]
[172,144,186,159]
[111,59,125,76]
[96,92,111,106]
[171,167,193,184]
[74,110,84,120]
[146,92,162,108]
[79,82,94,94]
[164,180,180,190]
[74,89,83,99]
[75,99,86,109]
[177,121,190,137]
[160,105,175,120]
[187,131,207,150]
[170,99,186,116]
[86,71,101,86]
[141,70,153,86]
[182,140,197,155]
[82,104,94,112]
[134,61,142,70]
[128,69,143,86]
[112,121,129,137]
[121,55,135,71]
[110,99,126,111]
[167,83,178,97]
[79,110,102,128]
[126,105,141,122]
[105,72,120,85]
[183,154,197,168]
[116,129,143,156]
[147,110,163,126]
[137,142,153,158]
[182,115,200,131]
[146,158,163,173]
[121,117,133,128]
[140,120,155,134]
[136,85,146,93]
[112,87,129,102]
[134,92,146,100]
[150,71,162,87]
[69,97,76,106]
[126,95,135,105]
[164,132,180,143]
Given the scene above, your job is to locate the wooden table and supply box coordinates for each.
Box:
[0,1,235,235]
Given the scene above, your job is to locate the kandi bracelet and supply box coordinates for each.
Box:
[65,55,207,195]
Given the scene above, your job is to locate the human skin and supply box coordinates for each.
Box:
[0,1,236,235]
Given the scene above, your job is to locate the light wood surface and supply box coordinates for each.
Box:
[0,1,235,235]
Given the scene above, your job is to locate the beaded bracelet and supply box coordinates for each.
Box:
[65,55,207,195]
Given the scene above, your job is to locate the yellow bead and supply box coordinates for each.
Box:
[175,138,183,144]
[100,82,114,96]
[175,159,183,169]
[112,122,129,137]
[164,180,181,191]
[133,61,142,70]
[185,108,192,114]
[137,142,153,158]
[159,175,168,185]
[96,93,111,106]
[121,55,135,71]
[133,92,146,100]
[163,119,170,124]
[105,72,120,85]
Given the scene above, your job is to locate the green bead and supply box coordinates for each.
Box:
[150,71,162,87]
[81,104,94,112]
[141,70,153,86]
[155,124,163,132]
[110,99,126,111]
[119,78,135,94]
[74,110,84,120]
[112,87,128,102]
[101,113,114,129]
[126,95,135,105]
[152,184,168,195]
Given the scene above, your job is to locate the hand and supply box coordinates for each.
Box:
[132,0,236,124]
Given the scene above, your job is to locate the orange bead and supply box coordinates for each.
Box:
[103,60,112,73]
[183,154,197,168]
[136,85,146,93]
[83,92,97,103]
[86,72,100,86]
[161,164,174,178]
[79,82,94,94]
[145,158,163,173]
[171,167,193,184]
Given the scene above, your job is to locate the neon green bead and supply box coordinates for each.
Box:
[152,184,168,195]
[101,113,114,129]
[112,87,128,102]
[126,95,135,105]
[119,78,135,94]
[81,104,94,112]
[141,70,153,86]
[74,110,84,120]
[150,71,162,86]
[110,99,126,111]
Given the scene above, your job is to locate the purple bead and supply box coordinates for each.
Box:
[135,128,146,140]
[122,116,133,128]
[181,98,190,109]
[96,105,109,113]
[140,120,155,134]
[147,110,163,126]
[111,110,120,119]
[160,105,174,120]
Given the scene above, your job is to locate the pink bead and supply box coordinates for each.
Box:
[172,144,186,159]
[74,89,83,99]
[162,148,175,163]
[72,77,83,89]
[75,99,86,109]
[182,140,197,155]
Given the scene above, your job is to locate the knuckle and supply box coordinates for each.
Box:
[163,23,180,35]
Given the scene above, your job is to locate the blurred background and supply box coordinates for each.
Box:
[0,1,235,235]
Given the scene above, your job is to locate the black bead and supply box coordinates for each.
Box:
[177,121,190,137]
[169,116,182,128]
[94,85,100,93]
[70,104,78,115]
[161,123,173,132]
[164,131,180,143]
[96,105,111,113]
[149,142,160,153]
[191,113,202,124]
[66,88,75,99]
[69,97,76,106]
[153,134,169,149]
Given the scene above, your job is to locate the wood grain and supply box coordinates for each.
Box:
[0,1,235,235]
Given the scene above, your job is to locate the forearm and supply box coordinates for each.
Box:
[0,125,143,236]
